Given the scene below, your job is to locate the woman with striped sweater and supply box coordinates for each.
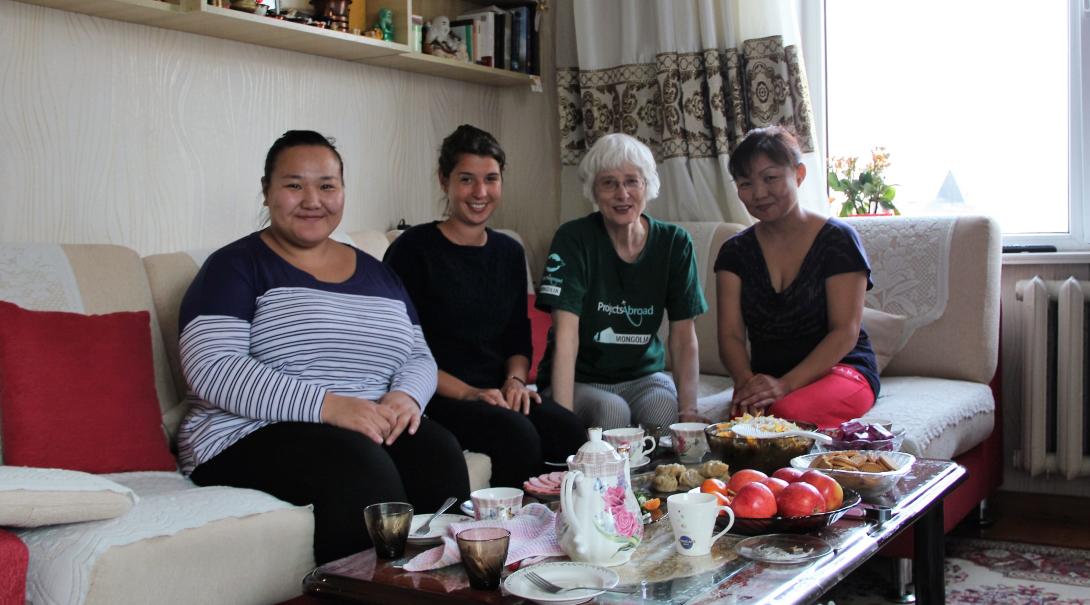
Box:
[176,130,470,565]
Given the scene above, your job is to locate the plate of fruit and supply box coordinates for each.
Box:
[695,467,861,536]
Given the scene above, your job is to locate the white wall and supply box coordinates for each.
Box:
[0,0,561,274]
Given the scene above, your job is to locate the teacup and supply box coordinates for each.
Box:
[669,422,710,463]
[602,427,656,462]
[666,492,735,556]
[470,487,523,521]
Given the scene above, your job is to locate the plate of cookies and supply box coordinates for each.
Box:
[790,451,915,499]
[646,459,731,494]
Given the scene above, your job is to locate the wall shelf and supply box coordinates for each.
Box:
[368,51,533,87]
[13,0,536,87]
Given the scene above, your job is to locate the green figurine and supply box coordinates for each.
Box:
[370,8,394,42]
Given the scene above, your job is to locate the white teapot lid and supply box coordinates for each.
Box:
[568,428,625,473]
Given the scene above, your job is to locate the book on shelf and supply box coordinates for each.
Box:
[509,4,529,73]
[455,9,493,67]
[498,2,539,75]
[449,18,474,64]
[456,5,516,70]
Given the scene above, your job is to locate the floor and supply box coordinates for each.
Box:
[952,490,1090,549]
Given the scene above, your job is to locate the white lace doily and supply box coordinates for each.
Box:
[0,244,84,313]
[846,217,956,341]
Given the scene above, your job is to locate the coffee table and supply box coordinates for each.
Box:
[302,459,965,605]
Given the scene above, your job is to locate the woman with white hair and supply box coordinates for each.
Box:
[535,133,707,430]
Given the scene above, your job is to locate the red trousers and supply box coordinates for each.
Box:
[768,364,875,429]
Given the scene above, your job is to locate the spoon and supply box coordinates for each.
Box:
[413,496,458,535]
[731,424,833,444]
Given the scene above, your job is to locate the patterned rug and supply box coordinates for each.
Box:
[823,537,1090,604]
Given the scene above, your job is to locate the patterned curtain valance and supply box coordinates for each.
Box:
[558,35,815,166]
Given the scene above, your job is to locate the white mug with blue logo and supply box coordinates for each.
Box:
[666,492,735,556]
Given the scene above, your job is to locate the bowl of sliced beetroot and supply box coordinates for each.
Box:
[814,419,905,453]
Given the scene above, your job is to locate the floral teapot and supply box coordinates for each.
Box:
[556,428,643,567]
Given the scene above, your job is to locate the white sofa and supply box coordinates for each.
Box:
[0,215,1001,605]
[0,230,489,605]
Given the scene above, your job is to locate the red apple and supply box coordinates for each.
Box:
[727,469,768,495]
[771,467,805,483]
[730,482,777,518]
[759,476,789,496]
[801,469,845,511]
[776,482,825,517]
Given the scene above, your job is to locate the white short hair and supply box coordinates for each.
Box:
[578,133,660,203]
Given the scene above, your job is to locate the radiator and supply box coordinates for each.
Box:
[1014,277,1090,479]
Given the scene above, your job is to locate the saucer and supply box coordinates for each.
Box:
[504,561,620,605]
[659,435,673,450]
[407,513,471,546]
[735,534,832,564]
[629,456,651,470]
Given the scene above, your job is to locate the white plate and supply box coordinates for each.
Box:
[659,435,673,449]
[735,534,832,564]
[406,513,471,545]
[460,500,475,517]
[504,562,620,605]
[630,456,651,470]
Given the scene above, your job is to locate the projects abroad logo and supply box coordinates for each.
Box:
[596,300,655,327]
[540,253,565,296]
[593,327,651,345]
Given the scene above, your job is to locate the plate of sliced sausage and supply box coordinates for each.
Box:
[523,471,565,500]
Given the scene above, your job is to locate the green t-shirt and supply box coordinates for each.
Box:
[535,213,707,388]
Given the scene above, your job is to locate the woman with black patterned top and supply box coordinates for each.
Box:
[714,126,879,428]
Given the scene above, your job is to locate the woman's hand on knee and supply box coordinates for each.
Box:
[463,387,506,407]
[378,391,422,445]
[502,381,541,415]
[730,374,789,417]
[320,393,392,444]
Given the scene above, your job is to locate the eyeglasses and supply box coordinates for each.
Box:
[595,177,645,193]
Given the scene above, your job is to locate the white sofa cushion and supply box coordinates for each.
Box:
[866,376,995,459]
[0,467,136,527]
[862,307,909,374]
[16,472,313,605]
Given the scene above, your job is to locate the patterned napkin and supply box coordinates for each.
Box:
[402,502,563,571]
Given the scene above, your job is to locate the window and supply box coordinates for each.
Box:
[825,1,1089,249]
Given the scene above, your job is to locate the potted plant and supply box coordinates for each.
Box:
[827,148,899,217]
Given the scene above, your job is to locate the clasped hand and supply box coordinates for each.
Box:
[320,392,421,445]
[464,378,541,415]
[730,373,790,418]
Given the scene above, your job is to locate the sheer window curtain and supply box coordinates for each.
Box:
[556,0,828,224]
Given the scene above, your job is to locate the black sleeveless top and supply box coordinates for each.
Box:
[713,218,880,397]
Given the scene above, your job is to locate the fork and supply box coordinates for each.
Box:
[523,571,636,594]
[413,496,458,535]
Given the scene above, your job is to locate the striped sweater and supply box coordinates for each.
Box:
[176,232,437,474]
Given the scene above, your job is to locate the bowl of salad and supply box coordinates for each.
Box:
[814,419,905,453]
[705,416,818,475]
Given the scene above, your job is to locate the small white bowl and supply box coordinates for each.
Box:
[790,451,915,499]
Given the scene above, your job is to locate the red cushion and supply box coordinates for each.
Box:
[0,529,27,605]
[0,301,176,473]
[527,295,552,384]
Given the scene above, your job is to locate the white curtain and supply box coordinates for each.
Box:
[556,0,827,225]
